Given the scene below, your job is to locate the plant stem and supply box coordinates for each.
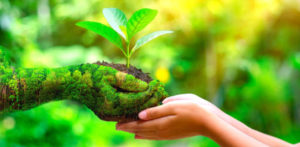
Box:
[126,41,130,68]
[126,56,130,68]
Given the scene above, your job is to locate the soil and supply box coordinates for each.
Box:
[95,61,152,83]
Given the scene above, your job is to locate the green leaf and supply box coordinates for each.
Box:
[76,21,124,50]
[127,8,158,40]
[103,8,127,39]
[132,30,173,54]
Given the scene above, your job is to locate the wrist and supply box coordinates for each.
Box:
[192,105,221,138]
[204,115,267,147]
[198,112,222,138]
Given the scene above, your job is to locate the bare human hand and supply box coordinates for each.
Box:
[116,94,292,147]
[116,97,217,140]
[163,94,293,147]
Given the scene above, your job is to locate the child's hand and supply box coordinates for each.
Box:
[162,94,230,123]
[116,94,219,140]
[115,94,288,147]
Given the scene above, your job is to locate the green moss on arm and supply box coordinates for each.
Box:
[0,50,168,121]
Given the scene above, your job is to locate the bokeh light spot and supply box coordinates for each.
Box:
[2,116,15,130]
[155,66,170,83]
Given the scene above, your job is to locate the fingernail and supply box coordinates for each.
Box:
[138,111,147,120]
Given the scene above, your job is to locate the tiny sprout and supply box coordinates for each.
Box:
[77,8,173,68]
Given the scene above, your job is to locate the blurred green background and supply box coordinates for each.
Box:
[1,0,300,146]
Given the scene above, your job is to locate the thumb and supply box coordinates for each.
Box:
[138,104,175,120]
[114,72,148,92]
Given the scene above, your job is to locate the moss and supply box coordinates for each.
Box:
[0,50,168,121]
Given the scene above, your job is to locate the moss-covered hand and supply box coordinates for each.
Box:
[0,51,167,121]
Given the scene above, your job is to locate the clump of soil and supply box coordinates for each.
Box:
[95,61,152,83]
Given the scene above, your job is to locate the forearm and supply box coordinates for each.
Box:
[215,109,292,146]
[204,115,267,147]
[1,67,52,113]
[0,63,167,121]
[0,64,99,114]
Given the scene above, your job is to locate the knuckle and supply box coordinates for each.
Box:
[168,104,181,114]
[146,110,153,119]
[146,109,155,119]
[147,109,159,119]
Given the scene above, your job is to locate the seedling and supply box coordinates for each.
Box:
[76,8,173,68]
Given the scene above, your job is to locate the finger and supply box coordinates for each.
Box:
[135,135,160,140]
[116,120,155,132]
[118,92,152,109]
[118,81,160,108]
[162,94,210,105]
[100,65,148,92]
[139,83,168,110]
[95,81,125,117]
[116,121,141,132]
[112,71,148,92]
[162,94,198,104]
[138,104,175,120]
[117,116,172,132]
[134,131,157,138]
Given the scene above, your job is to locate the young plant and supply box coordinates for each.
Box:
[76,8,173,68]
